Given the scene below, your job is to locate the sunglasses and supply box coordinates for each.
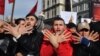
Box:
[79,28,89,32]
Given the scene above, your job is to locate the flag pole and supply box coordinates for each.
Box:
[70,0,73,12]
[69,0,74,23]
[11,0,15,24]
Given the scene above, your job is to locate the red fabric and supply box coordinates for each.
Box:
[93,3,100,21]
[40,41,55,56]
[57,42,73,56]
[40,29,73,56]
[28,1,38,15]
[0,0,5,15]
[8,0,14,3]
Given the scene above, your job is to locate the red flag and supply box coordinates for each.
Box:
[0,0,5,15]
[8,0,14,3]
[28,1,38,14]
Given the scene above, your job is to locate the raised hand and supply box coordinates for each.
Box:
[87,31,99,42]
[3,23,20,38]
[17,22,33,35]
[42,29,58,48]
[57,30,71,43]
[72,32,82,44]
[72,31,99,44]
[42,29,72,48]
[3,21,34,39]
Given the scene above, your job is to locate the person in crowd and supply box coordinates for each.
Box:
[40,17,73,56]
[0,20,18,56]
[15,18,25,26]
[67,22,77,33]
[72,22,100,56]
[14,18,25,56]
[3,14,43,56]
[0,20,7,56]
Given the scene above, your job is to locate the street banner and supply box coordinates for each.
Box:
[60,11,77,24]
[93,1,100,21]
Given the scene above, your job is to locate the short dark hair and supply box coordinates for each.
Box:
[67,23,76,29]
[26,14,38,21]
[15,18,25,25]
[52,17,65,25]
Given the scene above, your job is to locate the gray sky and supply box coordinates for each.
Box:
[0,0,42,19]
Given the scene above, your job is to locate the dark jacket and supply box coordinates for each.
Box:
[16,30,43,56]
[0,33,17,56]
[72,41,100,56]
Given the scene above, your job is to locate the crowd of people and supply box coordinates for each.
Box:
[0,13,100,56]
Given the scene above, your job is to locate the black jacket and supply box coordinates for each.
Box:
[72,41,100,56]
[16,30,43,56]
[0,33,17,56]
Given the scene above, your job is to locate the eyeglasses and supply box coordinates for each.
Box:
[79,29,89,32]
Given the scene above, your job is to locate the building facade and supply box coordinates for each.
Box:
[43,0,92,19]
[43,0,93,25]
[43,0,66,19]
[72,0,92,18]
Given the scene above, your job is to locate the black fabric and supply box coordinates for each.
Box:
[5,34,17,56]
[89,41,100,56]
[0,33,17,56]
[72,44,89,56]
[0,29,43,56]
[0,49,6,56]
[0,33,6,56]
[67,23,76,29]
[72,41,100,56]
[90,21,100,33]
[16,30,43,56]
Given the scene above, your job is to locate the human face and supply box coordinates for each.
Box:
[79,29,89,37]
[19,20,25,25]
[53,20,66,34]
[26,16,37,27]
[15,52,23,56]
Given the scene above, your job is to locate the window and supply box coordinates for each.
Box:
[47,11,49,19]
[73,7,77,12]
[54,8,56,16]
[52,0,54,5]
[84,3,89,10]
[52,9,54,17]
[47,0,49,7]
[55,0,56,4]
[78,4,84,12]
[79,0,83,2]
[77,6,79,12]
